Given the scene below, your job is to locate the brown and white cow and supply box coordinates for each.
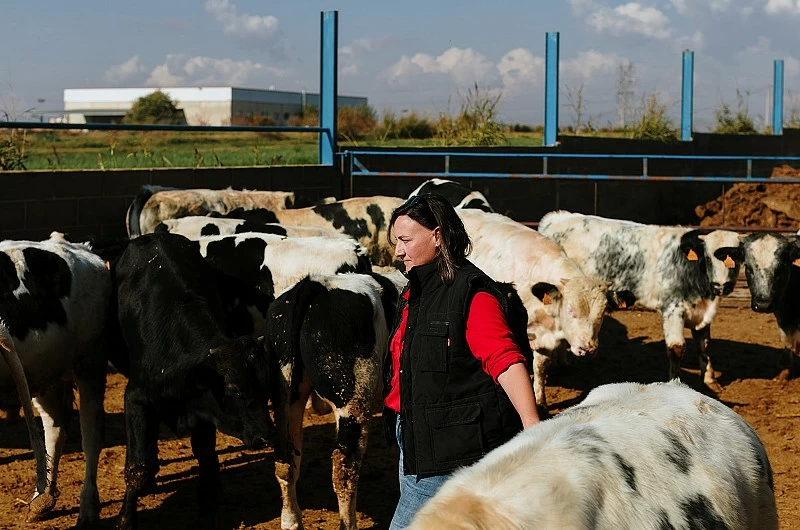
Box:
[126,186,296,237]
[457,210,630,413]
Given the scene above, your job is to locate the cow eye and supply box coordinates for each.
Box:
[226,384,242,397]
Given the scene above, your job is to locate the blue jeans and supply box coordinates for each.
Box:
[389,417,450,530]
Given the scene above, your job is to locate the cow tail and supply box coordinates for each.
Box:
[0,325,52,500]
[126,185,175,238]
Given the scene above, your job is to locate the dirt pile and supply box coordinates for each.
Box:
[695,165,800,228]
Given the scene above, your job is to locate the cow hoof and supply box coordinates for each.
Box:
[26,492,56,521]
[704,380,723,394]
[775,369,791,382]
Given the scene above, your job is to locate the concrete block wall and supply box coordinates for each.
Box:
[0,165,340,242]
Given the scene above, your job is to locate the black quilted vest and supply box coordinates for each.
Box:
[384,259,523,476]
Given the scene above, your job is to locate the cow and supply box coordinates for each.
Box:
[408,178,494,212]
[203,196,405,266]
[539,211,743,392]
[154,215,350,241]
[742,232,800,379]
[193,233,371,299]
[408,380,777,530]
[109,232,275,530]
[457,210,631,413]
[0,232,111,527]
[264,273,388,530]
[126,185,296,238]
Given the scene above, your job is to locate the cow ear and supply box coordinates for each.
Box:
[531,282,560,305]
[608,290,636,310]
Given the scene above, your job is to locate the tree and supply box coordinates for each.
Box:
[123,91,185,124]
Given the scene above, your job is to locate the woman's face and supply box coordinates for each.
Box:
[393,215,440,272]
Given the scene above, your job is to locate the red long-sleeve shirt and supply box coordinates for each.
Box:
[385,290,526,413]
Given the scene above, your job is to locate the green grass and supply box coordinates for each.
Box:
[3,130,546,171]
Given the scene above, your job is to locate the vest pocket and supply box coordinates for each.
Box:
[426,402,485,465]
[416,321,449,372]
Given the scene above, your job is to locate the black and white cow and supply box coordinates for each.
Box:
[742,232,800,379]
[265,273,388,530]
[126,185,296,238]
[155,215,350,241]
[205,196,405,266]
[0,232,111,527]
[539,211,743,391]
[109,232,275,530]
[193,233,371,300]
[408,178,494,212]
[409,381,777,530]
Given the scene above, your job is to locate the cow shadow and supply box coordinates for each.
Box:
[546,313,788,410]
[132,415,398,530]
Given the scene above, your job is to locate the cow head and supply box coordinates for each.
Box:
[742,233,800,313]
[531,277,618,357]
[681,230,743,297]
[187,335,275,450]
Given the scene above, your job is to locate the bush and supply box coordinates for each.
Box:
[124,91,186,125]
[435,83,505,146]
[630,94,676,142]
[230,114,276,126]
[338,104,377,140]
[713,90,757,134]
[0,130,27,170]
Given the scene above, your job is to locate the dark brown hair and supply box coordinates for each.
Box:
[389,193,472,283]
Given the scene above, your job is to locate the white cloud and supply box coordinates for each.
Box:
[587,2,673,40]
[785,57,800,78]
[669,0,688,14]
[104,56,146,84]
[340,38,382,78]
[738,36,772,57]
[205,0,280,40]
[145,54,291,87]
[765,0,800,14]
[384,47,496,86]
[567,0,598,15]
[562,50,623,79]
[497,48,544,89]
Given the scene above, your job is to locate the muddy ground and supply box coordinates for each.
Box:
[1,301,798,529]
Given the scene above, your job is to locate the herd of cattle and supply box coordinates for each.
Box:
[0,176,791,528]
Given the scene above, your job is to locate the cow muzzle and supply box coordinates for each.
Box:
[751,298,775,313]
[712,282,735,296]
[571,343,598,358]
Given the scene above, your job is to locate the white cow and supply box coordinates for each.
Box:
[539,211,743,391]
[409,381,777,530]
[0,232,111,527]
[458,210,630,412]
[155,216,351,240]
[408,178,494,212]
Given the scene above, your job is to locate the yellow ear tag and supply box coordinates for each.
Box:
[723,255,735,269]
[686,249,699,261]
[793,258,800,268]
[542,293,553,305]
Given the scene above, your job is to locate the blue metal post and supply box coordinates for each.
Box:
[773,59,784,135]
[680,50,694,142]
[544,32,559,147]
[319,11,338,165]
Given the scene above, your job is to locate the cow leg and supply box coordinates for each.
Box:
[117,383,157,530]
[331,408,369,530]
[532,349,552,416]
[28,380,72,521]
[274,369,312,530]
[692,326,721,393]
[73,360,107,529]
[662,310,686,381]
[190,420,221,525]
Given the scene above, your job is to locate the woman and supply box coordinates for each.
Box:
[385,193,540,529]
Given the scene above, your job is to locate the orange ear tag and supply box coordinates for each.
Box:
[618,299,627,309]
[542,293,553,305]
[793,258,800,268]
[686,249,699,261]
[723,255,735,269]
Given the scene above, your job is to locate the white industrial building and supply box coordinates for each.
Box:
[63,87,368,126]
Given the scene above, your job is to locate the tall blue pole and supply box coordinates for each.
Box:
[544,32,559,147]
[773,59,784,135]
[319,11,338,165]
[680,50,694,142]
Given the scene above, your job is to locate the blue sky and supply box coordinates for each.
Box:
[2,0,799,130]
